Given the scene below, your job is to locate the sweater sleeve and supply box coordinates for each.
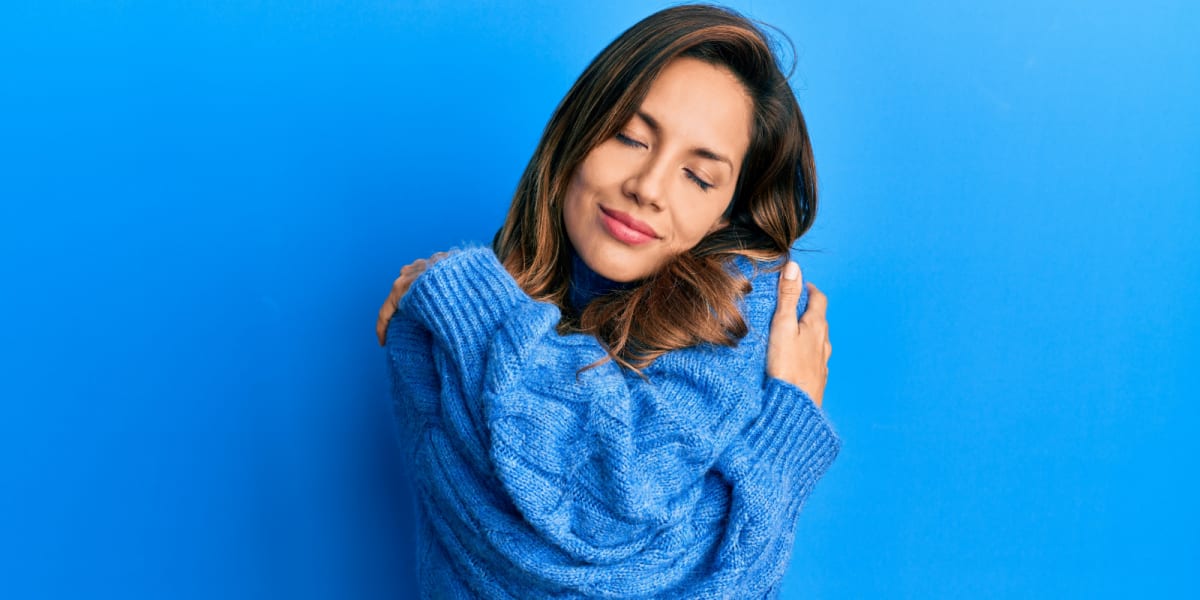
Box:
[693,377,841,595]
[388,246,840,596]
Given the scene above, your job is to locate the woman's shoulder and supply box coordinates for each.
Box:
[725,252,807,333]
[727,253,789,303]
[727,253,788,282]
[643,254,789,382]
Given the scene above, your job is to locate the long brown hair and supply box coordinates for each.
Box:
[492,3,818,372]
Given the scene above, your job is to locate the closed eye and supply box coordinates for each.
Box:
[686,170,713,192]
[616,132,712,191]
[615,132,645,148]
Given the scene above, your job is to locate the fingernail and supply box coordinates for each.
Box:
[783,261,799,281]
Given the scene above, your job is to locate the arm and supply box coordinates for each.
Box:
[393,247,839,564]
[672,378,839,598]
[397,248,759,551]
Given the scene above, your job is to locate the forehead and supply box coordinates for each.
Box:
[635,57,753,161]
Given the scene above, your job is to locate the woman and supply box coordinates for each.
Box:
[376,4,839,598]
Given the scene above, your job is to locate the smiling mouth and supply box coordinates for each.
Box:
[599,206,659,245]
[600,206,659,236]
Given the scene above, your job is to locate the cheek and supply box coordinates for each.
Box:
[576,144,630,188]
[562,151,613,226]
[672,225,706,250]
[672,201,732,247]
[562,169,594,245]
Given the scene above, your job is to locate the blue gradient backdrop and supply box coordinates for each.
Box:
[2,1,1196,598]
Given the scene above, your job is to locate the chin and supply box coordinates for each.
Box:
[599,264,647,283]
[586,243,659,283]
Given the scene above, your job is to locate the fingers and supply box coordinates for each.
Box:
[799,282,830,352]
[802,282,827,323]
[377,253,447,346]
[376,295,395,346]
[766,262,833,408]
[401,260,424,276]
[377,275,407,346]
[376,270,416,346]
[772,261,804,330]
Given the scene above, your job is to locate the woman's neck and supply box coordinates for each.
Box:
[569,248,635,310]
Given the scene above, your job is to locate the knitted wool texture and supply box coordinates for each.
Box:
[384,246,841,599]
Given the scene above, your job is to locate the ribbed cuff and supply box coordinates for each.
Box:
[400,247,530,379]
[744,377,841,499]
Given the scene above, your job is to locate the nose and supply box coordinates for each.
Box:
[621,153,669,210]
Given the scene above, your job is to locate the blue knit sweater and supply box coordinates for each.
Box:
[384,246,841,599]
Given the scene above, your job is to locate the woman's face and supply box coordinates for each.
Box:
[563,56,753,282]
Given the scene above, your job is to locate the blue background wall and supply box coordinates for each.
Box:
[2,1,1196,597]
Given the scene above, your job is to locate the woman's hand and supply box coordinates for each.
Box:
[766,261,831,408]
[376,252,450,346]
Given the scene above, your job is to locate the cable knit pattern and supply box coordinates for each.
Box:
[384,246,841,599]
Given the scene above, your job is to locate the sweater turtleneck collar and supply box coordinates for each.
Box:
[568,248,636,311]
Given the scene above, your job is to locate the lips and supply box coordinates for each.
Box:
[599,206,660,239]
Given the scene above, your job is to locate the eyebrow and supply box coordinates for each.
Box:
[635,110,733,171]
